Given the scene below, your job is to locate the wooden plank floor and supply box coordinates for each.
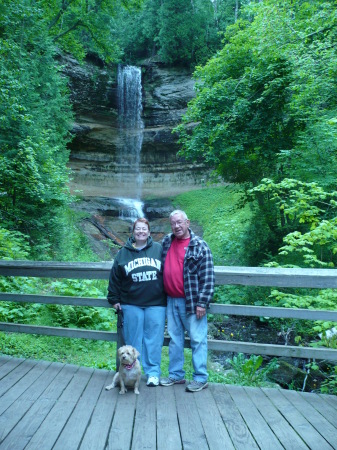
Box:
[0,355,337,450]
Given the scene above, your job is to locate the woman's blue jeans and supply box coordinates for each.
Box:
[166,296,208,383]
[122,304,166,378]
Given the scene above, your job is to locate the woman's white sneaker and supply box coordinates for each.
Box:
[147,376,159,387]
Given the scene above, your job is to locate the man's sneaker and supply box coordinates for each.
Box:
[147,376,159,387]
[185,380,208,392]
[159,377,186,387]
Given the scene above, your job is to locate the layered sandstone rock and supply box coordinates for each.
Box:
[61,54,208,198]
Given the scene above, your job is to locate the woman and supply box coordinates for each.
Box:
[107,218,166,386]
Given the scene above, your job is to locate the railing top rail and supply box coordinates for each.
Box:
[1,260,337,288]
[1,260,337,273]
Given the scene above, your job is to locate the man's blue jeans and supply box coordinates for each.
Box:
[122,304,166,378]
[166,296,208,383]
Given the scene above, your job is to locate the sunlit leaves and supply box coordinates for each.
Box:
[251,178,337,267]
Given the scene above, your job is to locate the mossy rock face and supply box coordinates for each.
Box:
[269,360,306,389]
[269,359,327,391]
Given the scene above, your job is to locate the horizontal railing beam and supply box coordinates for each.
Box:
[215,266,337,288]
[207,339,337,361]
[208,304,337,321]
[0,293,112,308]
[1,261,337,288]
[1,322,336,361]
[1,293,337,321]
[0,322,117,341]
[0,261,112,280]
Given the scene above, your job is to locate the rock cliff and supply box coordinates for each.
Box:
[62,54,209,199]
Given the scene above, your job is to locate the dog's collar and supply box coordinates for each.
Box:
[123,360,136,370]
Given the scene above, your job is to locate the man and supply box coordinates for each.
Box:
[160,210,215,392]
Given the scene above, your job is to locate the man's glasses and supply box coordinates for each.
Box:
[170,220,186,227]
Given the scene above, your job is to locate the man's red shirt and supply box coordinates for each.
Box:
[163,237,190,298]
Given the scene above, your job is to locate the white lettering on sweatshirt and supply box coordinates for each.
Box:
[124,258,161,276]
[131,271,158,282]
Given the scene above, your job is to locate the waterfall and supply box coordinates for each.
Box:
[117,198,144,222]
[116,65,144,222]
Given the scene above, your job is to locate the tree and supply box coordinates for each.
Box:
[112,0,234,66]
[0,1,73,255]
[41,0,142,61]
[111,0,162,61]
[1,0,143,257]
[174,0,337,266]
[157,0,217,66]
[250,178,337,267]
[213,0,243,29]
[175,0,337,188]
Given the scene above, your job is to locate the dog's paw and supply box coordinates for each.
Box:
[119,388,127,394]
[134,389,140,395]
[105,384,114,391]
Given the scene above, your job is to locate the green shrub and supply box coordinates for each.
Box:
[320,366,337,395]
[223,353,279,387]
[174,185,253,265]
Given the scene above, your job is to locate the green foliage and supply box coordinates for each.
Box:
[174,185,252,265]
[320,365,337,395]
[40,0,141,62]
[113,0,240,66]
[224,353,279,387]
[268,289,337,344]
[0,302,38,323]
[0,228,30,260]
[251,179,337,267]
[44,277,110,331]
[157,0,217,66]
[0,1,74,254]
[176,0,337,187]
[0,271,111,337]
[45,304,112,330]
[0,332,118,370]
[175,0,337,269]
[48,278,105,298]
[269,289,337,311]
[0,0,138,258]
[316,333,337,350]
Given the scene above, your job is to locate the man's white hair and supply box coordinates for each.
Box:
[170,210,188,220]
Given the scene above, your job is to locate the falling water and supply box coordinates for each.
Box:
[117,198,144,222]
[116,65,144,221]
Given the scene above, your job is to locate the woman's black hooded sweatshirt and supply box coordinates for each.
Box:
[107,236,166,307]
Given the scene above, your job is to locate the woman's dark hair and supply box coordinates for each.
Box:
[133,218,150,232]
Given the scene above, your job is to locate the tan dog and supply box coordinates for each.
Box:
[105,345,141,395]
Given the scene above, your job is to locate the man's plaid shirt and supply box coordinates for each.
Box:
[162,229,215,313]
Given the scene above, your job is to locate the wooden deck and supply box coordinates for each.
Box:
[1,355,337,450]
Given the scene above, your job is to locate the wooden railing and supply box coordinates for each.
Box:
[1,261,337,361]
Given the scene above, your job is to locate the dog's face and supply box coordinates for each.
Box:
[118,345,140,365]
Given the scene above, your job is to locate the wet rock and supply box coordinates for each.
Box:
[268,360,307,390]
[268,358,328,391]
[60,54,211,198]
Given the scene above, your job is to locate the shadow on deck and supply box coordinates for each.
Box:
[0,355,337,449]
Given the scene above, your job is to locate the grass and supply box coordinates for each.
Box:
[174,185,252,265]
[0,332,226,383]
[0,332,117,370]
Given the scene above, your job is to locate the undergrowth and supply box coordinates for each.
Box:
[174,185,252,266]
